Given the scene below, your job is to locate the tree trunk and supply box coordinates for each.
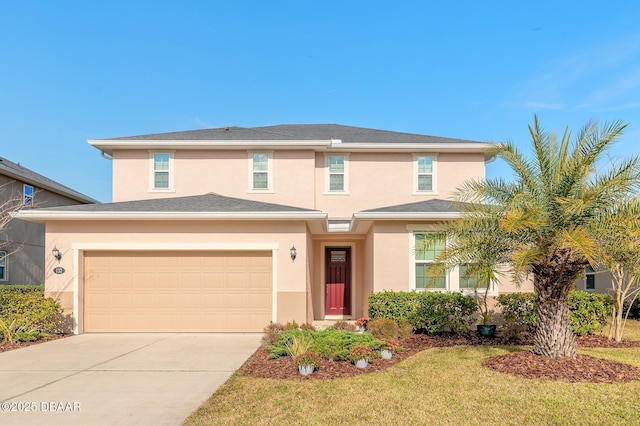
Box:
[532,278,577,359]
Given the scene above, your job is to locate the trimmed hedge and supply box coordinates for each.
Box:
[496,290,613,336]
[368,291,477,335]
[0,285,63,333]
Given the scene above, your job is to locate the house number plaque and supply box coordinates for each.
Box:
[53,267,65,274]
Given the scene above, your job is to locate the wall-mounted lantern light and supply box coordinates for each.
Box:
[52,246,62,262]
[290,245,297,262]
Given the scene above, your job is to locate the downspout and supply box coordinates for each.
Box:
[100,150,113,161]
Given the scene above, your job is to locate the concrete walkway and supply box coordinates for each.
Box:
[0,333,262,425]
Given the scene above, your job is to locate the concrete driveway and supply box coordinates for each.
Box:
[0,333,262,426]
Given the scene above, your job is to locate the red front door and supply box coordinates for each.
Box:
[325,247,351,316]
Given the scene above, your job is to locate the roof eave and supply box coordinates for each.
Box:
[12,210,328,223]
[353,212,462,220]
[89,139,334,155]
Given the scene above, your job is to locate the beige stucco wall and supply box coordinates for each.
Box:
[112,149,317,208]
[111,149,486,219]
[45,220,310,332]
[314,152,486,218]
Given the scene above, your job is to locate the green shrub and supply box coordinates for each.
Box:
[367,291,419,323]
[567,291,612,335]
[367,318,399,340]
[623,296,640,319]
[495,293,538,339]
[368,291,476,335]
[0,284,44,294]
[268,328,384,361]
[0,289,63,333]
[496,291,613,336]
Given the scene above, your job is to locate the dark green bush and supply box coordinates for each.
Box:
[567,291,612,335]
[367,318,399,339]
[368,291,476,335]
[495,293,538,338]
[623,297,640,319]
[496,291,612,336]
[367,291,419,323]
[268,328,384,361]
[0,289,63,333]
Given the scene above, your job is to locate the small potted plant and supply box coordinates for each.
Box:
[354,317,368,333]
[349,345,374,368]
[476,285,496,338]
[295,351,321,376]
[380,338,399,359]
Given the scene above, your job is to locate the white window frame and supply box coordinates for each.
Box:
[324,153,349,194]
[23,184,34,206]
[585,266,596,291]
[410,231,448,291]
[248,151,274,193]
[149,151,175,192]
[412,154,437,195]
[0,251,7,281]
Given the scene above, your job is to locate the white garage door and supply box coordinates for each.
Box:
[83,251,272,332]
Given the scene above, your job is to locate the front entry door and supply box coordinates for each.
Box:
[325,247,351,316]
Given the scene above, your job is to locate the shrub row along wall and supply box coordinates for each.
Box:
[496,291,613,336]
[369,290,613,336]
[368,291,477,335]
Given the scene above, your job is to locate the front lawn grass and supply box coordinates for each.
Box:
[185,320,640,426]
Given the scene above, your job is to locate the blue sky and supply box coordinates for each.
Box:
[2,1,640,202]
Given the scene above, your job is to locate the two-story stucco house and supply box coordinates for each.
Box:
[0,156,96,285]
[16,124,535,333]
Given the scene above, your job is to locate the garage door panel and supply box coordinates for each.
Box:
[84,251,272,332]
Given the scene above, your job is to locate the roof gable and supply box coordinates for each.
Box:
[0,156,97,204]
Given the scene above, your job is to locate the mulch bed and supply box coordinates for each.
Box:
[0,333,71,353]
[239,332,640,383]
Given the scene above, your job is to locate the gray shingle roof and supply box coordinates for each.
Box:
[361,199,469,213]
[35,192,319,213]
[0,156,97,203]
[102,124,482,144]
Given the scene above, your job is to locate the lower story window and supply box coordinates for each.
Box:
[0,251,6,281]
[459,263,490,291]
[585,266,595,291]
[414,233,446,290]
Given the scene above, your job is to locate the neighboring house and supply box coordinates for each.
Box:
[15,124,539,333]
[0,156,97,285]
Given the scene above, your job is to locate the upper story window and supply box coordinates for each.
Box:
[249,152,273,192]
[23,184,34,206]
[150,152,174,191]
[325,154,349,193]
[0,251,6,281]
[585,266,595,291]
[413,154,437,194]
[414,233,446,290]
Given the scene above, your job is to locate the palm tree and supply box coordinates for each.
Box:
[441,116,640,359]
